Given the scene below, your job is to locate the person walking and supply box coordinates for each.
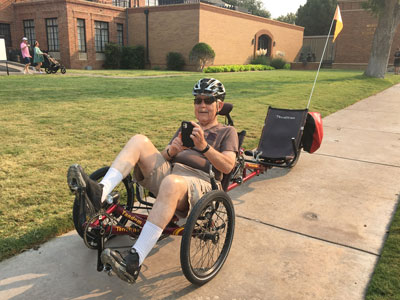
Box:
[33,41,47,74]
[394,47,400,75]
[20,37,32,74]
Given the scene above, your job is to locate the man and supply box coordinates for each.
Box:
[20,37,32,74]
[67,78,238,283]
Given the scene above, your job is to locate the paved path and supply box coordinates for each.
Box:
[1,84,399,300]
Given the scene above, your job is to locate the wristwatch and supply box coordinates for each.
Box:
[166,148,174,158]
[199,144,210,154]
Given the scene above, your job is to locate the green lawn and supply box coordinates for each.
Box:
[0,69,399,298]
[66,69,198,77]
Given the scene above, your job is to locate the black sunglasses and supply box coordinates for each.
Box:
[194,96,216,105]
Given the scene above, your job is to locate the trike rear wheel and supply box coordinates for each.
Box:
[180,190,235,285]
[72,166,134,247]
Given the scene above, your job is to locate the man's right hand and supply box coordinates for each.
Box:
[168,133,185,157]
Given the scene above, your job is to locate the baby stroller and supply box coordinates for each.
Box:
[43,51,66,74]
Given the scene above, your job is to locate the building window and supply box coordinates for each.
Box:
[23,20,35,45]
[117,23,124,46]
[112,0,129,7]
[0,23,12,47]
[147,0,158,6]
[46,18,59,51]
[77,19,87,52]
[94,21,109,53]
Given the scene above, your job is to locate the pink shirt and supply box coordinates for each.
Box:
[20,42,31,58]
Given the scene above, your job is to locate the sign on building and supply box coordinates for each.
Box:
[0,37,6,60]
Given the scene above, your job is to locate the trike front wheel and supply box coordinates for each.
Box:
[180,190,235,285]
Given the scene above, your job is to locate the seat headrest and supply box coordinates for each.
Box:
[219,103,233,116]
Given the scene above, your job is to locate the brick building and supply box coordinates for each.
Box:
[334,0,400,69]
[0,0,304,69]
[1,0,131,69]
[129,3,304,68]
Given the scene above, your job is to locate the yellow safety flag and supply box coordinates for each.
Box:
[333,5,343,42]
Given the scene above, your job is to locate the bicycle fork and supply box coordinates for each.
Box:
[96,226,105,272]
[95,220,115,276]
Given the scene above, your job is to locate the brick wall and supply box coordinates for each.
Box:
[127,3,303,70]
[11,0,126,69]
[0,0,17,49]
[128,4,199,69]
[334,0,400,68]
[0,0,14,24]
[65,0,126,69]
[199,4,303,65]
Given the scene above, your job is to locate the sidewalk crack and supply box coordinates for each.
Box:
[236,214,380,257]
[315,153,400,168]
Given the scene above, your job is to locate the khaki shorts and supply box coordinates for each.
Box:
[133,153,218,218]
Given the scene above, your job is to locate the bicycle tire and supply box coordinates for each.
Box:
[180,190,235,285]
[61,67,66,74]
[72,166,134,241]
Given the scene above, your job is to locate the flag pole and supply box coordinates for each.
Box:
[306,17,335,109]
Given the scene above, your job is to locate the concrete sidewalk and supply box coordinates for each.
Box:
[1,84,400,300]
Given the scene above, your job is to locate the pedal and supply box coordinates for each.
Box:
[106,192,120,205]
[67,164,86,193]
[103,264,115,276]
[68,180,80,193]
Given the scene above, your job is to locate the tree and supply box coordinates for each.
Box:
[296,0,337,35]
[275,12,296,24]
[363,0,400,78]
[189,43,215,71]
[223,0,271,18]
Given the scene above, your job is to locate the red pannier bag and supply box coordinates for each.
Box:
[302,112,323,153]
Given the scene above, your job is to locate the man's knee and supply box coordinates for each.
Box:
[158,175,187,200]
[128,134,150,146]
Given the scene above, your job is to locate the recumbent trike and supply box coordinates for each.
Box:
[71,103,321,285]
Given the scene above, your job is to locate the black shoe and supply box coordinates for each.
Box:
[67,164,103,211]
[101,248,141,284]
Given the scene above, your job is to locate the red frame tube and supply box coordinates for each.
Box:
[85,161,268,238]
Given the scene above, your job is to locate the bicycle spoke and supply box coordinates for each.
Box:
[188,198,231,275]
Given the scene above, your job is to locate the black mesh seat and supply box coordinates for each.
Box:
[218,103,246,191]
[247,107,308,167]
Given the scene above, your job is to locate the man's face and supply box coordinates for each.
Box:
[194,95,222,124]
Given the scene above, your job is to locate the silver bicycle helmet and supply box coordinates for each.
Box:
[192,78,226,101]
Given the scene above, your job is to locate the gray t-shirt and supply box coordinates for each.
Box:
[170,123,239,181]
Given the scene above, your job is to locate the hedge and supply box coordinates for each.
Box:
[103,44,145,69]
[166,52,185,70]
[120,45,145,69]
[204,64,275,73]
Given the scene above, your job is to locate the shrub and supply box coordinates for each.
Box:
[270,58,287,69]
[103,43,122,69]
[203,64,275,73]
[166,52,185,70]
[189,42,215,71]
[120,45,145,69]
[204,66,219,73]
[250,55,271,65]
[284,63,291,70]
[8,49,22,63]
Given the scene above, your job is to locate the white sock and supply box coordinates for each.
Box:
[132,221,163,266]
[99,167,123,202]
